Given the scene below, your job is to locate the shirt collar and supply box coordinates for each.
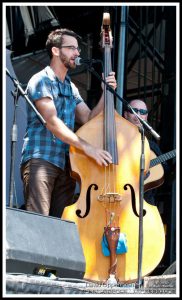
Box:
[45,66,71,84]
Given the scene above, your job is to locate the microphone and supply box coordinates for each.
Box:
[75,57,101,66]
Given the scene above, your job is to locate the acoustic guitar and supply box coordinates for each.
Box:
[144,149,176,192]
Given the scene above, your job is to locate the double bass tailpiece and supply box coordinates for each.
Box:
[104,225,120,285]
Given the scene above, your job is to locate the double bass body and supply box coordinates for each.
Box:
[62,111,165,282]
[63,12,165,282]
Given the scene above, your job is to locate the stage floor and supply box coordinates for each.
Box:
[5,273,176,295]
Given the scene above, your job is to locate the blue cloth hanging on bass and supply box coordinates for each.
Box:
[101,232,128,256]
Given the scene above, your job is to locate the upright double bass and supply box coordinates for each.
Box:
[62,13,165,283]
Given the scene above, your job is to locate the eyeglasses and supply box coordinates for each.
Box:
[129,108,148,115]
[60,45,81,53]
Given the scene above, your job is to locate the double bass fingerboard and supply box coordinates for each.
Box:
[101,17,118,165]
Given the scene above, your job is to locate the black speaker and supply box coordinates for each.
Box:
[6,208,85,279]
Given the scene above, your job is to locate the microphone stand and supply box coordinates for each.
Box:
[8,87,19,208]
[136,125,146,288]
[6,68,46,208]
[85,63,160,288]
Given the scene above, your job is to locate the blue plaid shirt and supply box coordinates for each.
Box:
[21,66,83,169]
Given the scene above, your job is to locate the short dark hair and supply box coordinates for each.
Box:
[46,28,78,58]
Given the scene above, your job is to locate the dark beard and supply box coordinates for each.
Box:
[59,52,76,70]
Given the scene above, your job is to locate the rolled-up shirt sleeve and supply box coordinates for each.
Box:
[27,75,53,102]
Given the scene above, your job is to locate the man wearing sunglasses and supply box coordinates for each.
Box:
[124,99,169,206]
[20,28,117,217]
[124,99,148,126]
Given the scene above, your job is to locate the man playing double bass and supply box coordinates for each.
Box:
[20,28,117,218]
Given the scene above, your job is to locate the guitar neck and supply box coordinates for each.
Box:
[150,150,176,168]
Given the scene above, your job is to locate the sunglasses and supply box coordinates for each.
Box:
[129,108,148,115]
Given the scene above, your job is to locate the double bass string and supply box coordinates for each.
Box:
[103,163,119,227]
[102,31,120,227]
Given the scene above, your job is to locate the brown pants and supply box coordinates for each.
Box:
[21,158,76,217]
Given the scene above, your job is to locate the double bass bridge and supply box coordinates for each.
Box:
[98,193,122,203]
